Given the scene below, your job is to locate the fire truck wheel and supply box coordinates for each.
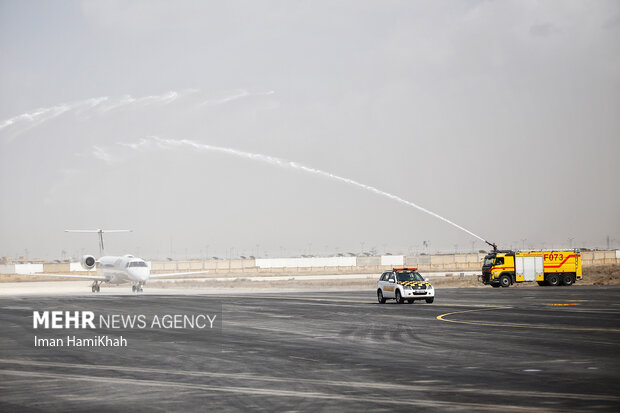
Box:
[395,290,403,304]
[547,274,560,286]
[562,275,574,286]
[499,275,511,288]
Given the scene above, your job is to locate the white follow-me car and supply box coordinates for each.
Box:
[377,268,435,304]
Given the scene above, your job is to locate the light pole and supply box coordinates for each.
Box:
[422,241,430,254]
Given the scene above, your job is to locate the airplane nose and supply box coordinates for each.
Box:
[130,269,149,281]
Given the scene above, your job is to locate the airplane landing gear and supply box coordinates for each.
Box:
[91,281,101,293]
[132,283,144,293]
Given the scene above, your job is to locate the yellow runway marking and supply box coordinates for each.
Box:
[436,307,620,332]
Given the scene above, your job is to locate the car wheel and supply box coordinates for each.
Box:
[425,297,434,304]
[377,289,386,304]
[562,274,574,286]
[547,274,560,286]
[395,290,403,304]
[499,275,511,288]
[407,299,414,304]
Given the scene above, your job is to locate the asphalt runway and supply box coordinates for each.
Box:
[1,286,620,412]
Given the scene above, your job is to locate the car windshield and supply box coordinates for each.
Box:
[483,255,495,267]
[396,272,424,282]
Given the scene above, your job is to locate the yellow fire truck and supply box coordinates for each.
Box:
[481,249,582,287]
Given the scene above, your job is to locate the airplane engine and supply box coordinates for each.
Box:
[81,255,96,270]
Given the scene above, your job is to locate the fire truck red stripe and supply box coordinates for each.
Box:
[490,266,514,272]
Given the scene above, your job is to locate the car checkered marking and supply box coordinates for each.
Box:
[398,281,431,287]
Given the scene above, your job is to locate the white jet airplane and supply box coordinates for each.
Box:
[33,229,209,293]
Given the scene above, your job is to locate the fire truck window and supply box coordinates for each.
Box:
[495,257,504,265]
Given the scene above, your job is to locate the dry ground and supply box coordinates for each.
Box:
[581,264,620,285]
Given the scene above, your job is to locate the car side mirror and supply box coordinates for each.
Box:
[389,279,395,283]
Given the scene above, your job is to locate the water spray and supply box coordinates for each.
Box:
[135,136,494,247]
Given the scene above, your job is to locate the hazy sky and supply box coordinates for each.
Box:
[1,0,619,260]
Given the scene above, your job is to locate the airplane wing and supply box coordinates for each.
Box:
[148,270,210,279]
[29,273,108,281]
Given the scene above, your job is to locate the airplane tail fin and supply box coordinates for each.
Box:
[65,229,132,256]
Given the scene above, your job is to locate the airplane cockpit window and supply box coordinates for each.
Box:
[128,261,148,268]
